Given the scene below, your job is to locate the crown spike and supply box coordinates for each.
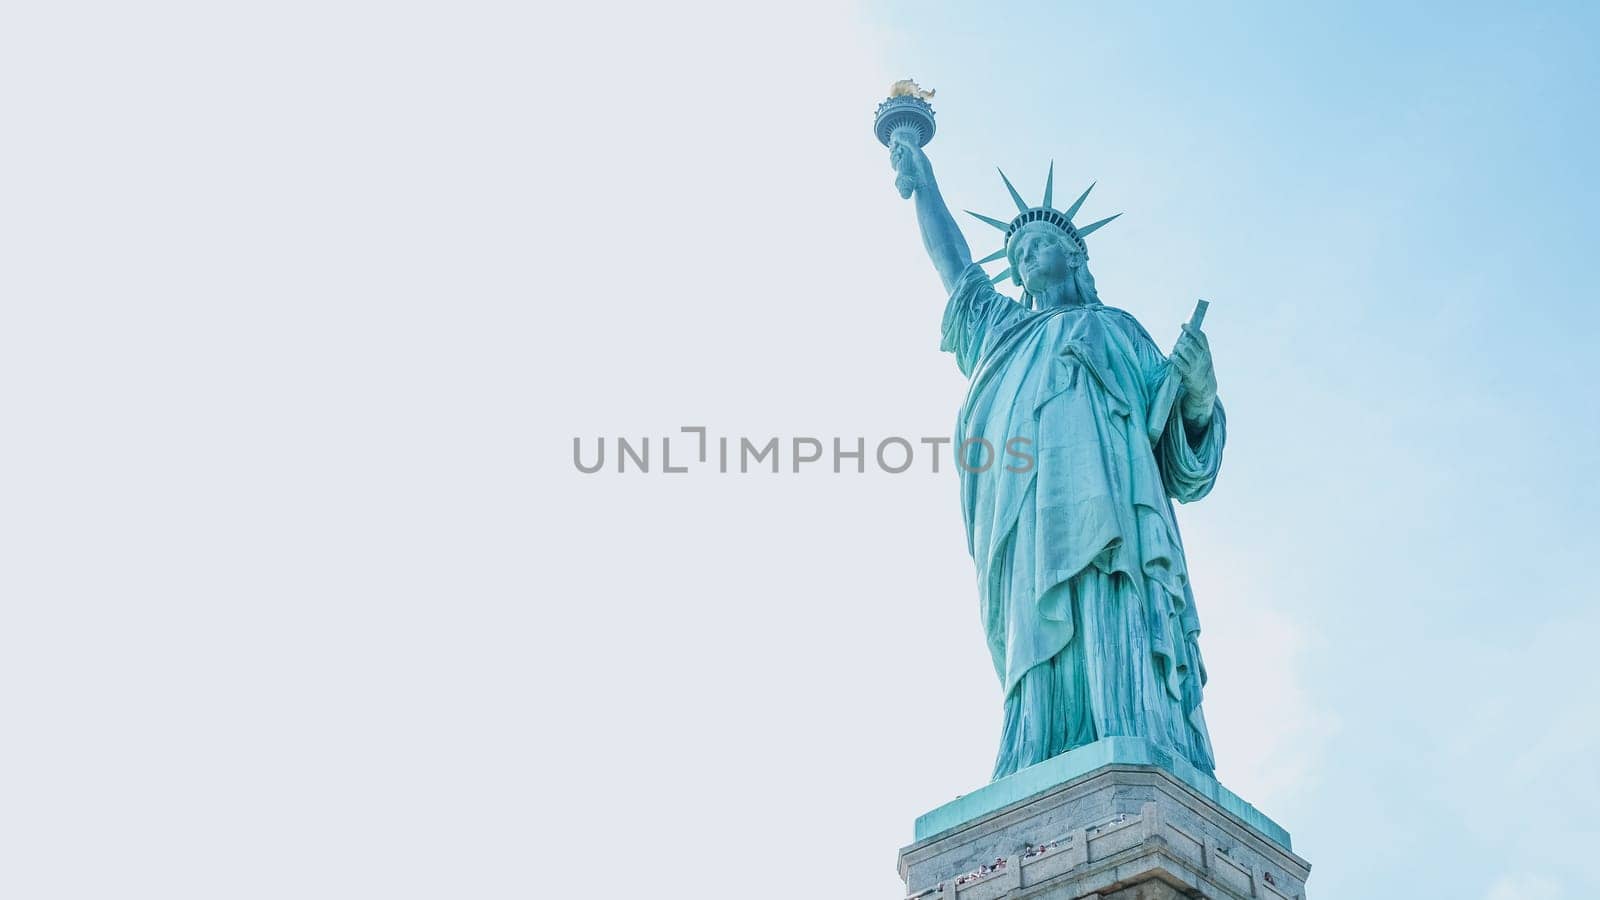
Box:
[1075,212,1121,237]
[997,168,1029,214]
[976,247,1008,265]
[965,210,1011,231]
[1042,161,1054,209]
[990,266,1014,285]
[1063,182,1095,223]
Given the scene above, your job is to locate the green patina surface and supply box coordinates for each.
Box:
[880,94,1295,857]
[912,737,1293,851]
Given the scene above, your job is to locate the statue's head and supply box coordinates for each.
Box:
[967,164,1120,308]
[1009,225,1084,295]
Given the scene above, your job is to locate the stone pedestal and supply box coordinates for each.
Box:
[897,738,1310,900]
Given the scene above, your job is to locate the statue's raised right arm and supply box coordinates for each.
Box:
[890,139,973,294]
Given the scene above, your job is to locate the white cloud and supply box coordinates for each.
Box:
[1438,608,1600,894]
[1487,872,1567,900]
[1173,524,1335,814]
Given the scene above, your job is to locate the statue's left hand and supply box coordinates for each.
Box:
[1171,323,1217,416]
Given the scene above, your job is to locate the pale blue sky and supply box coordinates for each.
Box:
[859,2,1600,895]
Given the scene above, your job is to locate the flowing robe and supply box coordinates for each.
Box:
[939,263,1224,779]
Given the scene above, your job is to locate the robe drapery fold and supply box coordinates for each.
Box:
[939,263,1224,779]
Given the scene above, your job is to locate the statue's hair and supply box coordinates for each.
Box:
[1074,263,1101,304]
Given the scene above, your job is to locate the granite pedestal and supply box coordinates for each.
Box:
[897,738,1310,900]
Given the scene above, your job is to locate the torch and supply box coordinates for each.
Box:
[874,79,937,199]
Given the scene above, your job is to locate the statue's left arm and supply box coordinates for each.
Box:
[1143,321,1225,502]
[1157,396,1225,503]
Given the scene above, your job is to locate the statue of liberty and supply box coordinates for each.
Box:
[885,100,1225,781]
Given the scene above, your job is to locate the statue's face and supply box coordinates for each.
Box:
[1014,231,1077,293]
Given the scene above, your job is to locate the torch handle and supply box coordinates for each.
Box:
[889,126,923,199]
[889,124,924,147]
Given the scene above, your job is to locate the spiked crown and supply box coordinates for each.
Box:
[966,162,1120,288]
